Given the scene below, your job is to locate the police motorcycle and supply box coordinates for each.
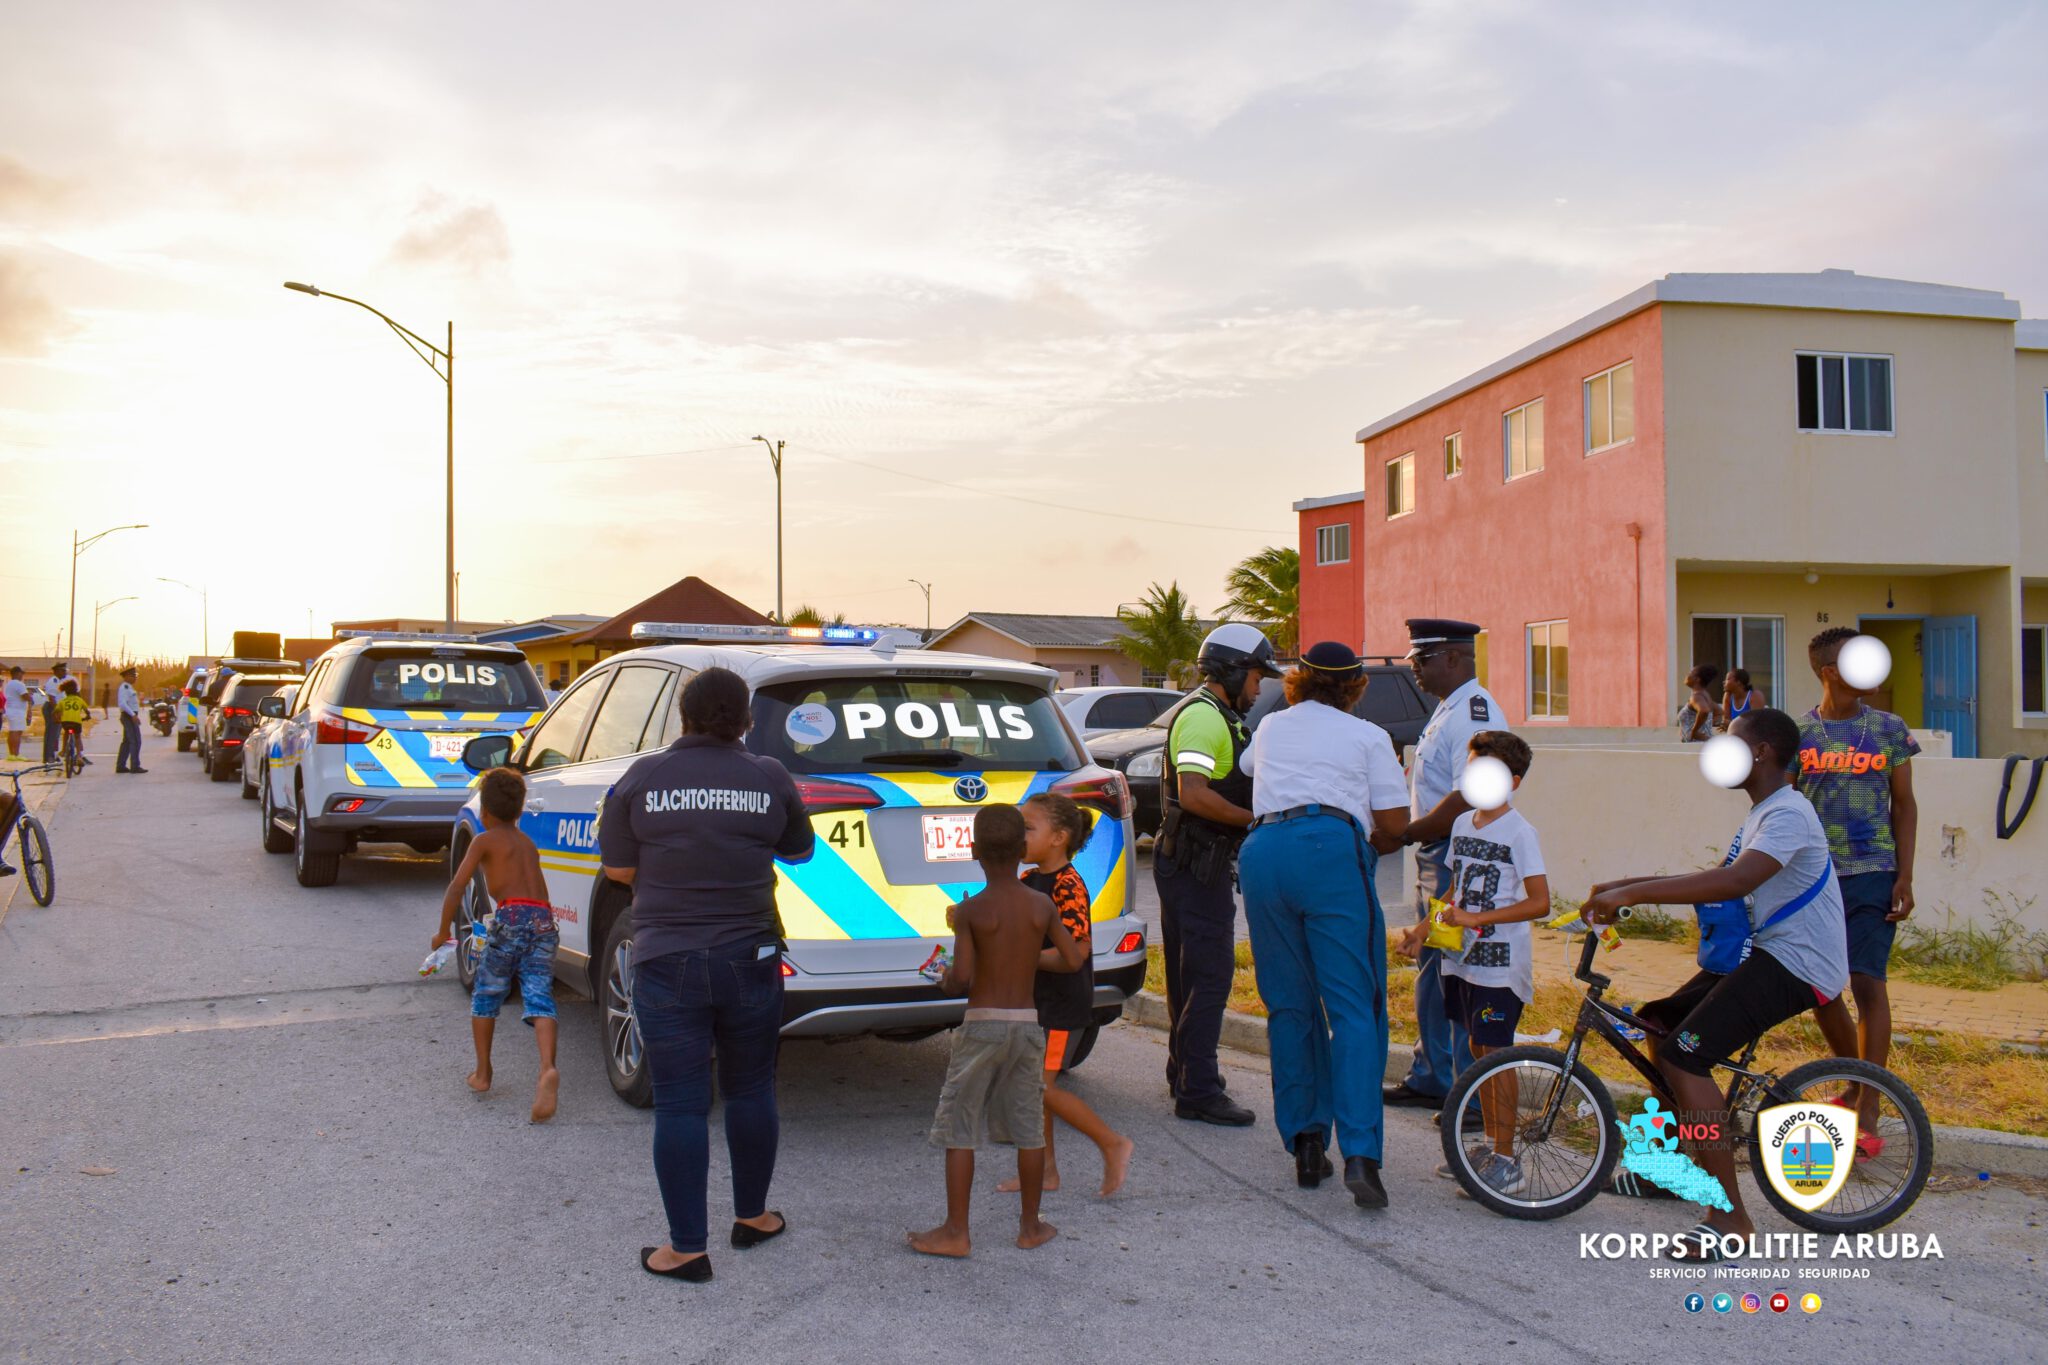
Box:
[149,697,176,736]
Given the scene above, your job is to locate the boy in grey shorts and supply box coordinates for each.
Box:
[910,805,1086,1258]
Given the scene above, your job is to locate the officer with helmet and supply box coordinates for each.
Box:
[1155,622,1282,1126]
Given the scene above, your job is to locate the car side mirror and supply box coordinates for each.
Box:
[463,734,514,773]
[258,697,287,719]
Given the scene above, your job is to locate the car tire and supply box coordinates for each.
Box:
[260,775,295,854]
[176,732,192,752]
[600,908,653,1109]
[208,751,233,783]
[453,858,489,992]
[292,796,340,887]
[240,764,258,800]
[1060,1022,1101,1071]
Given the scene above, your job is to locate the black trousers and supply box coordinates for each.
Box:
[40,702,57,762]
[1157,856,1239,1103]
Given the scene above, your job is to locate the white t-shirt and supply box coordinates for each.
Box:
[2,678,28,724]
[1736,786,1849,999]
[1441,806,1547,1002]
[1242,700,1408,830]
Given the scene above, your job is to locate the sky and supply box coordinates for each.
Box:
[4,0,2046,663]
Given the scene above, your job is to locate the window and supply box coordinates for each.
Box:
[1690,614,1785,710]
[1526,620,1568,719]
[1090,692,1165,730]
[1089,663,1101,686]
[581,665,673,762]
[1474,629,1489,689]
[347,648,545,711]
[650,669,692,748]
[1583,361,1635,453]
[2024,625,2046,716]
[750,677,1085,773]
[523,671,606,770]
[1385,453,1415,518]
[1444,432,1463,478]
[1503,399,1545,479]
[1796,352,1892,433]
[1315,522,1352,565]
[1139,669,1169,688]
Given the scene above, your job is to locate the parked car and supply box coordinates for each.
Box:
[180,656,303,760]
[174,667,209,751]
[241,683,299,798]
[1056,686,1182,738]
[201,674,299,783]
[1088,661,1435,837]
[446,620,1149,1108]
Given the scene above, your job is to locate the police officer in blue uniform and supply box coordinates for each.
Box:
[1382,619,1511,1109]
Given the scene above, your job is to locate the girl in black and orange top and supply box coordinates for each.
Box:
[998,793,1135,1198]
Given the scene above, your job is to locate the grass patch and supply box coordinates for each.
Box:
[1890,898,2048,990]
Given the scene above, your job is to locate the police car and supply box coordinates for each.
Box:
[255,632,547,887]
[447,622,1149,1108]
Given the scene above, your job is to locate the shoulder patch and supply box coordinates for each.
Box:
[1469,696,1490,722]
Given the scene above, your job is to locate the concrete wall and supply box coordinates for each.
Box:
[1514,748,2048,933]
[1356,305,1668,728]
[1298,500,1364,649]
[2017,349,2048,578]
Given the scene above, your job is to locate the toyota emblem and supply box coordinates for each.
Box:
[953,775,989,803]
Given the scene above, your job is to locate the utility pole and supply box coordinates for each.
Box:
[67,523,148,661]
[752,436,785,622]
[908,579,932,636]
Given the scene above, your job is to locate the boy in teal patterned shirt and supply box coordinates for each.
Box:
[1797,627,1918,1154]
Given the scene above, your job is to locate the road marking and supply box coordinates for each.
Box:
[0,979,462,1048]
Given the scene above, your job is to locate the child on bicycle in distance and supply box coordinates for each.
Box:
[1579,708,1848,1264]
[56,681,89,765]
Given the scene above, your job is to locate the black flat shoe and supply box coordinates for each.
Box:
[1345,1156,1388,1210]
[731,1212,787,1248]
[1382,1082,1441,1109]
[1293,1134,1333,1188]
[640,1247,713,1282]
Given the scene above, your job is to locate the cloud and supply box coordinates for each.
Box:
[387,196,511,275]
[0,255,66,355]
[0,155,73,222]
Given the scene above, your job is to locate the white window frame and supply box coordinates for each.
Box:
[1443,431,1463,478]
[2023,623,2047,717]
[1503,398,1545,481]
[1525,619,1568,720]
[1795,351,1894,435]
[1582,360,1635,455]
[1689,613,1786,709]
[1385,452,1415,520]
[1314,522,1352,565]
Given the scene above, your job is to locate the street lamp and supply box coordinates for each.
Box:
[90,596,137,705]
[67,524,148,662]
[157,578,209,656]
[908,579,932,636]
[751,435,785,623]
[284,281,455,631]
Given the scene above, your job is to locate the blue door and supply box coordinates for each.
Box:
[1923,615,1976,758]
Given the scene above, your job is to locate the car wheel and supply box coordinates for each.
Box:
[292,796,340,887]
[176,732,192,752]
[208,751,233,782]
[260,774,295,854]
[240,761,258,800]
[453,864,489,991]
[600,909,653,1108]
[1061,1022,1101,1071]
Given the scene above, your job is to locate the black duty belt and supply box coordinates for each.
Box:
[1249,803,1360,832]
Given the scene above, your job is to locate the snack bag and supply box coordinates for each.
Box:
[1422,897,1466,953]
[917,944,951,983]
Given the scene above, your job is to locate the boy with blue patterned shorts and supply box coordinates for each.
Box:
[436,767,561,1123]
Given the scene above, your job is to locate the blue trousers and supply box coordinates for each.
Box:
[117,713,142,771]
[1239,815,1388,1162]
[1402,844,1471,1099]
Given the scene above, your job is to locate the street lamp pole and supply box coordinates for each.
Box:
[67,523,148,662]
[157,578,209,656]
[751,436,785,623]
[90,596,138,705]
[284,282,455,632]
[908,579,932,636]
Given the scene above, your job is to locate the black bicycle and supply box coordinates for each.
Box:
[3,763,58,906]
[1439,915,1932,1233]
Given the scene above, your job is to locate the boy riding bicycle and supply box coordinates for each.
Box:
[1579,708,1849,1264]
[56,682,89,770]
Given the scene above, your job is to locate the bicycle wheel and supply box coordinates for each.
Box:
[19,814,53,906]
[1441,1045,1619,1220]
[1747,1057,1932,1234]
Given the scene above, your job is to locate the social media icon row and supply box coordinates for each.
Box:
[1687,1291,1820,1314]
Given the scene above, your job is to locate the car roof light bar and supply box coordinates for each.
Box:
[333,630,484,643]
[630,621,881,645]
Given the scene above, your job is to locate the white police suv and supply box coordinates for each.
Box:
[255,632,547,886]
[446,622,1148,1107]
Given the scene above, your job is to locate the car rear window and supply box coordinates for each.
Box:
[222,680,292,708]
[345,649,544,711]
[752,676,1085,774]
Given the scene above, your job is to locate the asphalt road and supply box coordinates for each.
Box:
[2,730,2043,1364]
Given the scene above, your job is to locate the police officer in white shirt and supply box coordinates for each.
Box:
[1239,642,1412,1209]
[1383,619,1510,1109]
[115,666,146,773]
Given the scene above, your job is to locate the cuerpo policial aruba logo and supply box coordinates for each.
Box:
[953,775,989,803]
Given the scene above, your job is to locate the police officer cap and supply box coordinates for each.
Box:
[1404,618,1482,659]
[121,666,138,678]
[1300,641,1365,681]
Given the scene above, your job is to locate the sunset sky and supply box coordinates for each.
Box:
[4,1,2045,662]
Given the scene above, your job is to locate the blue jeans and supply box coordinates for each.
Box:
[635,939,784,1255]
[117,713,142,770]
[1240,815,1388,1161]
[470,904,558,1022]
[1402,844,1471,1100]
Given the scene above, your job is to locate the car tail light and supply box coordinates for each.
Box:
[1114,931,1145,955]
[222,706,253,718]
[791,775,884,812]
[779,960,796,978]
[1052,770,1134,821]
[333,798,367,813]
[315,710,378,745]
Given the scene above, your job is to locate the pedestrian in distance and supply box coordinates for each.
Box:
[1155,622,1284,1128]
[115,665,146,774]
[435,767,562,1123]
[912,803,1086,1258]
[3,666,29,761]
[598,666,815,1285]
[1678,663,1721,742]
[1238,642,1410,1209]
[993,791,1134,1199]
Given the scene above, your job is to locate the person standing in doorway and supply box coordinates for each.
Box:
[1383,619,1510,1111]
[1155,623,1283,1128]
[115,666,146,774]
[1718,667,1765,732]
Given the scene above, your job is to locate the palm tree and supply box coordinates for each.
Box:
[785,605,847,627]
[1116,582,1204,688]
[1220,546,1299,656]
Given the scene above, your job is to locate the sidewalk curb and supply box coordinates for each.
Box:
[1120,991,2048,1179]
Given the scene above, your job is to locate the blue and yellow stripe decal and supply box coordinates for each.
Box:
[339,707,540,790]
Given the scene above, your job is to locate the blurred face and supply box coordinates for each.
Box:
[1729,714,1774,774]
[1021,801,1062,866]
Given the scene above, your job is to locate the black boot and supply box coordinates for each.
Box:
[1345,1156,1388,1209]
[1294,1133,1333,1188]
